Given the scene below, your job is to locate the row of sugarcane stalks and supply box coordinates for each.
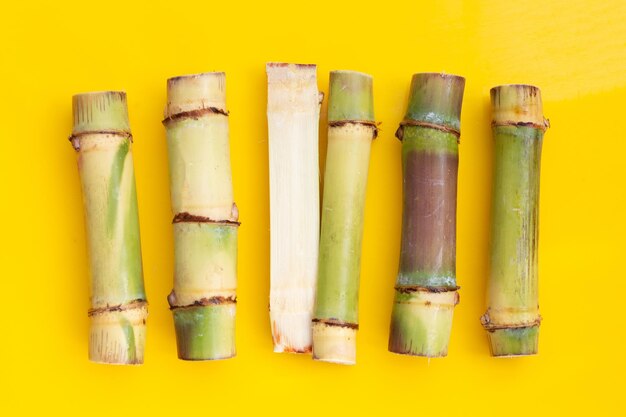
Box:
[69,64,548,365]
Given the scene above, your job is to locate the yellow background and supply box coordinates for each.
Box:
[1,0,625,415]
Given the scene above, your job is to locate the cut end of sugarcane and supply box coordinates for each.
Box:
[266,62,316,68]
[266,62,319,113]
[312,321,356,365]
[271,312,313,354]
[89,301,147,365]
[491,84,547,128]
[403,73,465,133]
[165,72,227,119]
[486,325,539,357]
[172,304,236,361]
[72,91,131,138]
[388,289,458,358]
[328,70,374,123]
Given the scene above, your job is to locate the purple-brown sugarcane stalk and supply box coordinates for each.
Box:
[389,73,464,357]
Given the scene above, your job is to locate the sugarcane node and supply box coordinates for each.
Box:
[168,295,237,310]
[162,107,229,125]
[482,322,542,332]
[491,120,549,132]
[328,120,379,139]
[68,130,133,151]
[394,285,460,294]
[480,312,542,331]
[397,119,461,140]
[312,318,359,330]
[88,299,148,317]
[172,212,240,225]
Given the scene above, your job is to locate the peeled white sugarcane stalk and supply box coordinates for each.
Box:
[70,91,148,364]
[163,72,239,360]
[266,63,322,353]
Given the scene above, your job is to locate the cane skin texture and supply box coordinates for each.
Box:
[389,74,464,358]
[164,73,239,360]
[481,84,547,356]
[313,71,376,365]
[71,91,148,365]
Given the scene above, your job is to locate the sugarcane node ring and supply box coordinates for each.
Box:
[172,211,241,225]
[396,120,461,142]
[394,285,460,294]
[168,295,237,310]
[327,120,379,139]
[162,107,229,125]
[312,318,359,330]
[87,299,148,317]
[491,120,549,132]
[68,130,133,150]
[480,316,542,332]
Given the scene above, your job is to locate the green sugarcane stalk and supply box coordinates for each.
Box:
[389,73,465,358]
[70,91,148,365]
[312,71,376,365]
[163,73,239,360]
[481,85,548,356]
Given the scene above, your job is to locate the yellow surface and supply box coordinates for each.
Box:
[1,0,625,415]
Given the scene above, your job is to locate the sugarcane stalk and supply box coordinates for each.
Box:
[163,73,239,360]
[312,71,376,365]
[70,91,148,364]
[481,85,548,356]
[266,63,321,353]
[389,73,465,357]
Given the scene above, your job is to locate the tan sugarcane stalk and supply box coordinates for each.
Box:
[312,71,376,365]
[481,85,548,356]
[389,73,465,358]
[163,73,239,360]
[70,91,148,364]
[266,63,321,353]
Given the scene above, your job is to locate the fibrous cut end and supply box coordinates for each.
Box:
[388,289,458,358]
[165,72,227,119]
[271,312,313,354]
[72,91,131,137]
[266,63,319,113]
[312,321,356,365]
[89,302,147,365]
[491,84,547,128]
